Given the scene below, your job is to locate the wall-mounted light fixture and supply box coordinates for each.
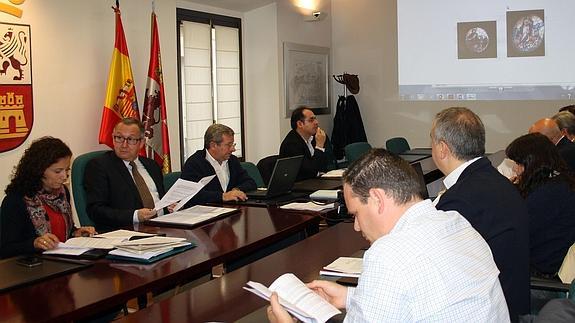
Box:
[305,11,323,22]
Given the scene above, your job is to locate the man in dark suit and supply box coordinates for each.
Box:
[85,118,165,232]
[181,124,256,206]
[279,107,327,181]
[432,107,530,321]
[530,118,575,171]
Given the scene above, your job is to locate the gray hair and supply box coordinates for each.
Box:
[114,117,145,137]
[343,149,425,204]
[552,111,575,137]
[204,124,234,149]
[432,107,485,160]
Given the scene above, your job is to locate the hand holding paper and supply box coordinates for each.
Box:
[154,175,216,211]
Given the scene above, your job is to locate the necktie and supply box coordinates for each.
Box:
[129,161,155,209]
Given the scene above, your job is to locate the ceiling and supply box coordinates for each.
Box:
[184,0,276,12]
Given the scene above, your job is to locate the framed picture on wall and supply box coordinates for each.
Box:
[283,42,330,117]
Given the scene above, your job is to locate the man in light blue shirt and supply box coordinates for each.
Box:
[268,149,509,322]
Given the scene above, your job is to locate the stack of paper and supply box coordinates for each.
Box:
[43,230,160,256]
[109,236,191,260]
[319,257,362,278]
[149,205,238,227]
[280,202,335,212]
[244,273,341,323]
[321,169,346,178]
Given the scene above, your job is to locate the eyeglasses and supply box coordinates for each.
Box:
[303,116,317,123]
[220,142,236,148]
[113,135,143,145]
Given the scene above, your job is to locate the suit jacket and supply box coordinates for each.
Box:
[436,157,530,320]
[0,188,73,259]
[556,137,575,171]
[84,151,165,232]
[526,180,575,274]
[180,149,256,206]
[279,129,327,181]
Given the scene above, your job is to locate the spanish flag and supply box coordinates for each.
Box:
[98,3,139,148]
[143,11,171,174]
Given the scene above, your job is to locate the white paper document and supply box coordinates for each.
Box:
[319,257,363,278]
[95,229,155,240]
[149,205,237,227]
[154,175,216,211]
[321,169,346,178]
[243,273,341,323]
[280,202,335,212]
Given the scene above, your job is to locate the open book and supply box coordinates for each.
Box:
[244,273,341,323]
[319,257,362,278]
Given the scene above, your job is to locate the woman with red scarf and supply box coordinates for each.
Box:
[0,137,96,258]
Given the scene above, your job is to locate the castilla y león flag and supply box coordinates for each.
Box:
[98,4,139,148]
[142,11,171,174]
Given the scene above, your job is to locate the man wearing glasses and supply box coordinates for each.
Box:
[180,124,256,206]
[279,107,328,181]
[85,118,165,232]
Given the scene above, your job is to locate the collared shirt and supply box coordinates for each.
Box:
[344,200,509,322]
[443,156,482,189]
[123,158,163,223]
[302,134,315,157]
[205,149,230,192]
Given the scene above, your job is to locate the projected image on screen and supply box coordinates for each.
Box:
[507,10,545,57]
[398,1,574,101]
[458,21,497,59]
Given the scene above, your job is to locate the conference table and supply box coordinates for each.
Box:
[0,206,321,322]
[119,222,369,322]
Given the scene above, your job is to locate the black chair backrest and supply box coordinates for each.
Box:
[257,155,279,186]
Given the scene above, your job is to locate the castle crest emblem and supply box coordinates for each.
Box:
[0,22,32,153]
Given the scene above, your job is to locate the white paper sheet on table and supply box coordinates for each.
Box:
[154,175,216,211]
[280,202,335,212]
[149,205,237,226]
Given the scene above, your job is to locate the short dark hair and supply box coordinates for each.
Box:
[559,105,575,115]
[6,137,72,197]
[506,133,575,197]
[432,107,485,160]
[114,117,145,137]
[204,124,234,149]
[343,148,425,204]
[290,106,311,130]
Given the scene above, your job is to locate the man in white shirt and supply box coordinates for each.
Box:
[180,124,256,206]
[268,149,510,322]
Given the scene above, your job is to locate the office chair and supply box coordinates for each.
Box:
[240,162,265,188]
[163,171,181,191]
[344,142,372,164]
[386,137,411,154]
[257,155,279,186]
[71,150,107,226]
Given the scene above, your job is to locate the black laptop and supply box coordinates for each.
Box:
[246,155,303,199]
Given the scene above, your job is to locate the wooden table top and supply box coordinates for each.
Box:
[120,222,369,323]
[0,206,320,322]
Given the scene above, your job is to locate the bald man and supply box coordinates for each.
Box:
[529,118,575,171]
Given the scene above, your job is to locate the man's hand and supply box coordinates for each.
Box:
[306,280,348,309]
[222,189,248,202]
[315,127,327,148]
[137,208,157,222]
[267,292,297,323]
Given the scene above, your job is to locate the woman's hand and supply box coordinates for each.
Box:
[34,233,60,250]
[73,226,97,237]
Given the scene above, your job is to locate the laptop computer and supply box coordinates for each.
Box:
[246,155,304,199]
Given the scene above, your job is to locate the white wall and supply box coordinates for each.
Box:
[0,0,178,203]
[331,0,570,152]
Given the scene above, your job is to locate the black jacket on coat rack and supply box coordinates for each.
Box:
[331,95,368,160]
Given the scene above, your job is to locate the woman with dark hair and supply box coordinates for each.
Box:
[506,133,575,276]
[0,137,96,258]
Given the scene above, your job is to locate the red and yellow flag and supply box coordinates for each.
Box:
[143,11,171,174]
[98,4,139,148]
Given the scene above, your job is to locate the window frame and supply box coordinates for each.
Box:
[176,8,246,165]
